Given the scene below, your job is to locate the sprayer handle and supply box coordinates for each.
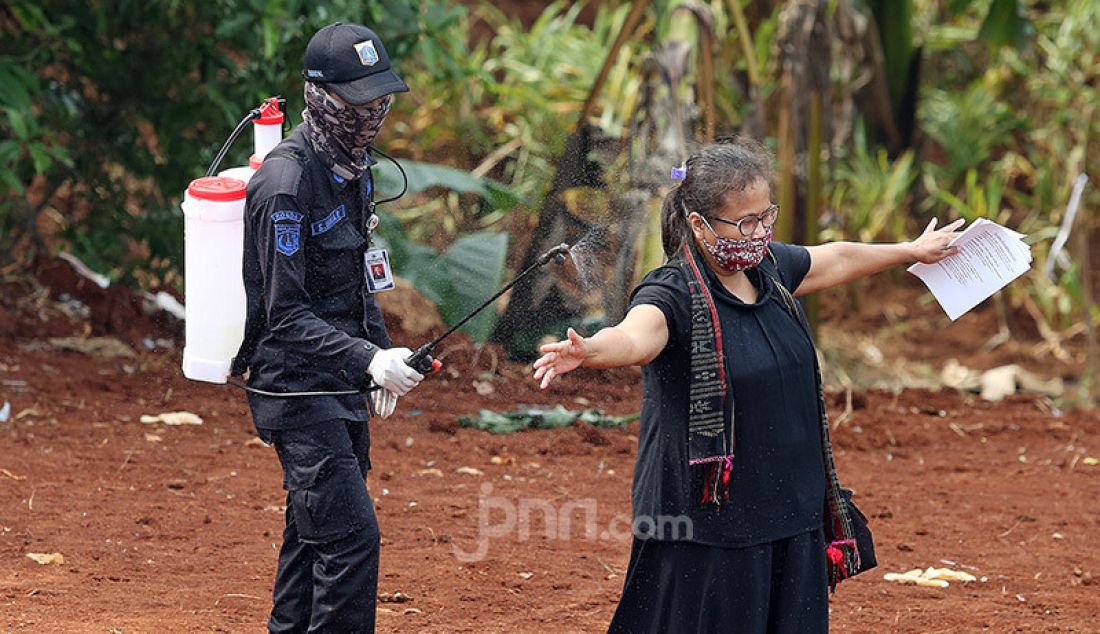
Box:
[405,350,442,376]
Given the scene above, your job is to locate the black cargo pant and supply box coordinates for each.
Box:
[259,419,379,634]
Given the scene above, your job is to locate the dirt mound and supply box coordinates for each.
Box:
[0,256,182,349]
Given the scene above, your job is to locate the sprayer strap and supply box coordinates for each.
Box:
[265,148,307,164]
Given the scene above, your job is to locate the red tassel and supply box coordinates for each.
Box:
[700,463,716,504]
[826,540,855,582]
[721,456,732,501]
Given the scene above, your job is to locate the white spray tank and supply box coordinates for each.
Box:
[182,97,285,384]
[181,176,248,383]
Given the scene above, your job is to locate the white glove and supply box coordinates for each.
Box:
[367,347,423,396]
[370,388,398,419]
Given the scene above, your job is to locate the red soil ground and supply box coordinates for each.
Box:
[1,261,1098,632]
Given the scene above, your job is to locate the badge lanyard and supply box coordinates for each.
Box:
[361,148,408,293]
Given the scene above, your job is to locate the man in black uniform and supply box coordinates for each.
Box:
[233,22,422,633]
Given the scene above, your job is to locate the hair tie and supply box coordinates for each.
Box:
[671,161,687,181]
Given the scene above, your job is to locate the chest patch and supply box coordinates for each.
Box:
[311,204,347,236]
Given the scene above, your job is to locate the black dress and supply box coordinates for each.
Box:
[608,243,829,634]
[608,528,826,633]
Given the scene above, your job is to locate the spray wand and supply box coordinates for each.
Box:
[404,243,570,375]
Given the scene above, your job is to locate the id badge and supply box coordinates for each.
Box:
[365,248,395,292]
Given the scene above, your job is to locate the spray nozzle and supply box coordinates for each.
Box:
[540,243,571,266]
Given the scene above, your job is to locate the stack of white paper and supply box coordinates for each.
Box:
[907,218,1032,321]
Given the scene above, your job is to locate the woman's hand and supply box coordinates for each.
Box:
[532,327,589,389]
[908,217,966,264]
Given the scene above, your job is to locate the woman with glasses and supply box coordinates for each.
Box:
[532,138,963,633]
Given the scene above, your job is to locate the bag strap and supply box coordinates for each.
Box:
[759,251,860,590]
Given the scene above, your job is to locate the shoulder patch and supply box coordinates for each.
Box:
[311,205,347,236]
[272,210,303,256]
[272,210,304,223]
[274,224,301,256]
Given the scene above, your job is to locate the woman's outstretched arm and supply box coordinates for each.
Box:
[796,218,965,296]
[533,304,669,389]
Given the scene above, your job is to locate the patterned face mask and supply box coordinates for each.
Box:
[302,82,391,180]
[697,214,772,274]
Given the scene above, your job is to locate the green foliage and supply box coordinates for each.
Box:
[4,0,1096,338]
[440,232,510,342]
[0,55,73,252]
[353,0,645,256]
[477,1,642,188]
[920,84,1022,189]
[866,0,916,113]
[826,124,918,243]
[928,167,1006,223]
[911,0,1099,328]
[0,0,460,284]
[948,0,1034,48]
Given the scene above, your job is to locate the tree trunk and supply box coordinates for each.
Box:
[775,0,832,245]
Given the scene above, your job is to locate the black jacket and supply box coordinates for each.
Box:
[233,123,391,429]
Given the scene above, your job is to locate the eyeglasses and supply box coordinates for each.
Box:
[708,203,780,237]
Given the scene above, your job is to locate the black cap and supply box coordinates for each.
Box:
[303,23,409,105]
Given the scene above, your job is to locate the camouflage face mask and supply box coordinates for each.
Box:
[302,82,391,180]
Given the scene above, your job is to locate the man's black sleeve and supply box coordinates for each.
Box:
[252,193,378,389]
[363,293,393,349]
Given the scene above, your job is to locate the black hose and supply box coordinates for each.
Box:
[227,378,376,397]
[403,243,570,373]
[205,109,261,177]
[370,146,408,205]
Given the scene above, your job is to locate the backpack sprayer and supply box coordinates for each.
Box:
[180,97,571,398]
[181,97,285,386]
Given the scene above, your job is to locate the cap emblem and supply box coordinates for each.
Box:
[353,40,380,66]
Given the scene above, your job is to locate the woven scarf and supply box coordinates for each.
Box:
[672,243,733,505]
[674,242,860,590]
